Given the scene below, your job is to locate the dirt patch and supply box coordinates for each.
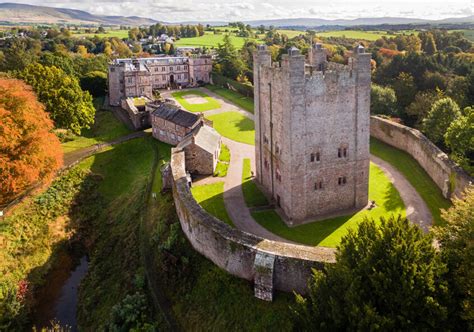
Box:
[182,94,209,104]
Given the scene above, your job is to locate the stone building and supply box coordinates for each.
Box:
[253,44,371,225]
[121,97,152,130]
[177,125,222,175]
[108,55,213,106]
[150,102,202,145]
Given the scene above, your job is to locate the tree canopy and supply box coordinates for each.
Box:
[17,63,95,135]
[294,216,449,331]
[370,84,397,116]
[422,97,461,145]
[0,78,63,205]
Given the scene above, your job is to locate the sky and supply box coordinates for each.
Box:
[7,0,474,22]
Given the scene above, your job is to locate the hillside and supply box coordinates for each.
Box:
[0,3,158,25]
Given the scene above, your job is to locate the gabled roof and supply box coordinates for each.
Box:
[151,102,200,129]
[178,124,221,154]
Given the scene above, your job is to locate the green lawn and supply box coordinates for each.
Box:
[242,158,268,207]
[206,112,255,145]
[214,144,230,177]
[370,138,451,225]
[191,182,234,227]
[316,30,392,41]
[73,29,129,39]
[172,89,221,112]
[206,85,254,114]
[62,98,131,153]
[175,31,256,49]
[252,163,406,247]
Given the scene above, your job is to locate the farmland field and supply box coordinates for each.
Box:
[175,31,256,48]
[315,30,392,41]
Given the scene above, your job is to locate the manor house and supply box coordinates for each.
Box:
[253,44,371,225]
[108,55,212,106]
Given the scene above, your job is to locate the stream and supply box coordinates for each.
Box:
[31,249,89,331]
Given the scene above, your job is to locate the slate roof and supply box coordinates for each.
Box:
[151,102,200,129]
[178,124,221,154]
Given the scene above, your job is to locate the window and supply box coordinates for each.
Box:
[264,135,269,144]
[184,65,188,70]
[127,77,133,84]
[338,176,347,186]
[162,66,166,72]
[338,148,342,158]
[343,148,347,158]
[170,66,174,71]
[177,66,181,70]
[311,152,321,162]
[314,181,323,190]
[154,67,159,72]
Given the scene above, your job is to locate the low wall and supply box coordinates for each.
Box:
[171,148,335,297]
[370,116,472,199]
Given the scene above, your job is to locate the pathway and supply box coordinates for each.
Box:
[370,155,432,232]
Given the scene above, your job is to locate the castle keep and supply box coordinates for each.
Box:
[253,44,371,225]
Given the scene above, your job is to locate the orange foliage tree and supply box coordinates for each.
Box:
[0,78,63,205]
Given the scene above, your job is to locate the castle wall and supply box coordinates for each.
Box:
[370,116,472,199]
[171,149,336,296]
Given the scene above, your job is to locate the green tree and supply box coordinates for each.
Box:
[370,84,397,116]
[393,72,417,110]
[216,34,246,80]
[294,217,449,331]
[80,71,107,97]
[423,33,438,55]
[0,38,40,72]
[406,89,444,128]
[445,107,474,174]
[422,97,461,145]
[17,63,95,135]
[434,187,474,330]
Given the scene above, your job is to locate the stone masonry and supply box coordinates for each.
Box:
[253,44,372,225]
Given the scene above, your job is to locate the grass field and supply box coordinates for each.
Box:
[73,29,129,39]
[252,163,406,247]
[191,182,234,227]
[206,85,254,114]
[206,111,255,145]
[175,31,256,48]
[275,29,307,38]
[62,98,131,154]
[242,158,269,207]
[370,138,451,226]
[172,89,221,112]
[316,30,392,41]
[453,29,474,42]
[214,144,231,177]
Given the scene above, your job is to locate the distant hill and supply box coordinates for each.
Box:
[0,3,158,25]
[245,16,474,28]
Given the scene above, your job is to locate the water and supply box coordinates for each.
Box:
[32,252,89,331]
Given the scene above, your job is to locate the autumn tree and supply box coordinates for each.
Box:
[422,97,461,145]
[17,63,95,135]
[294,217,449,331]
[434,187,474,330]
[0,78,63,205]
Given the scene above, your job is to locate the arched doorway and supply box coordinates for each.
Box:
[169,74,175,85]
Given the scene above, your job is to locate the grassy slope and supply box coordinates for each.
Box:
[206,112,255,145]
[242,158,269,207]
[171,89,221,112]
[206,85,254,113]
[62,98,131,153]
[213,144,230,177]
[253,163,406,247]
[191,182,234,227]
[370,138,451,225]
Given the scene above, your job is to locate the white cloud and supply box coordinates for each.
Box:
[5,0,473,21]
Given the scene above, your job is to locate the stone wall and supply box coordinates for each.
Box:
[171,148,336,298]
[370,116,472,199]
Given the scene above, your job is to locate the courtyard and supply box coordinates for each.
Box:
[167,87,444,247]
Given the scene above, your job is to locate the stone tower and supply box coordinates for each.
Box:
[253,44,371,225]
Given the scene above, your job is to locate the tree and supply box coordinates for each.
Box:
[0,38,40,72]
[423,33,438,55]
[406,89,444,128]
[0,78,63,205]
[80,71,107,97]
[392,72,417,110]
[17,63,95,135]
[294,216,449,331]
[445,107,474,173]
[434,187,474,330]
[76,45,88,57]
[422,97,461,145]
[370,84,397,116]
[216,35,246,80]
